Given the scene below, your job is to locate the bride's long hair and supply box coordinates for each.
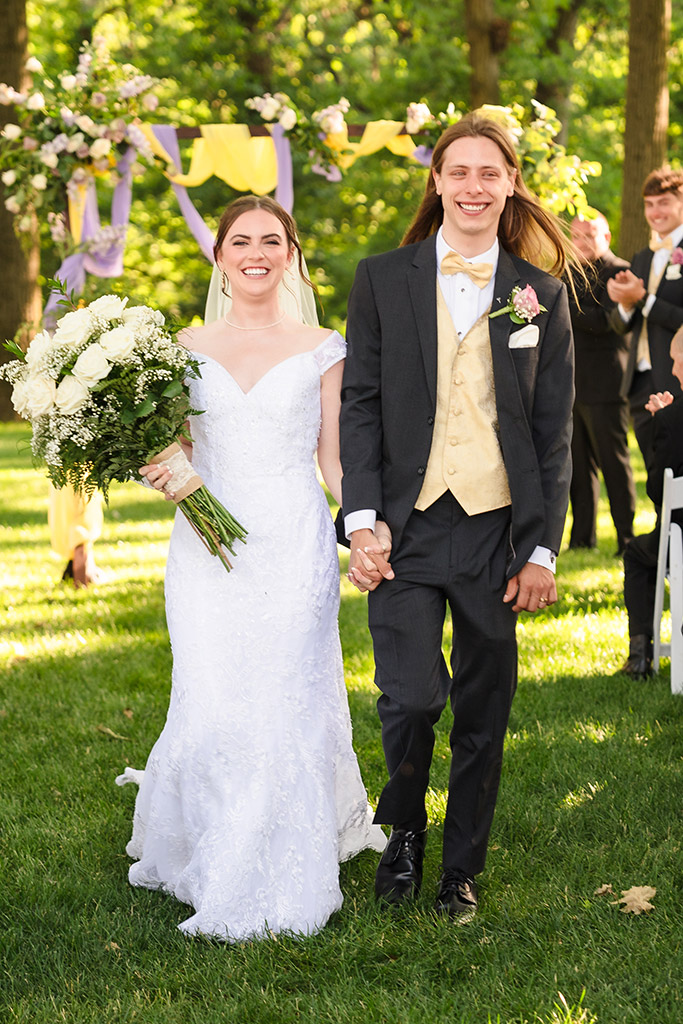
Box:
[402,113,579,279]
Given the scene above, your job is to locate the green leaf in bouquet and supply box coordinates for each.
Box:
[133,397,156,420]
[162,381,183,399]
[3,338,26,360]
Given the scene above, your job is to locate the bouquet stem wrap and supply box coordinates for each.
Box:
[151,442,247,571]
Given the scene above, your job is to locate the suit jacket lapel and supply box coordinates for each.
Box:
[489,247,521,356]
[408,236,438,407]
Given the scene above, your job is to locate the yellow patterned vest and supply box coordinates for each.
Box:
[415,284,511,515]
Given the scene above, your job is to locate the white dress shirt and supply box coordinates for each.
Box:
[618,223,683,365]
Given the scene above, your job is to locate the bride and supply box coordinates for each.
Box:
[116,195,387,942]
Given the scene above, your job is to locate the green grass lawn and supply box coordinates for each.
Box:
[1,422,681,1024]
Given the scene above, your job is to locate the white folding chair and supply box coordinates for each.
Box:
[652,468,683,695]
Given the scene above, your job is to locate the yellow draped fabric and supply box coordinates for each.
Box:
[48,484,103,561]
[138,121,420,192]
[67,182,89,245]
[324,120,417,168]
[138,124,278,195]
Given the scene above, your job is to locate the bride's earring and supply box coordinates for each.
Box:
[220,268,230,297]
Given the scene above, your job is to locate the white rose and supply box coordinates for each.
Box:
[25,330,53,368]
[278,107,297,131]
[52,307,93,346]
[75,114,96,135]
[88,294,128,320]
[26,373,57,415]
[66,132,85,153]
[60,75,77,91]
[72,343,111,387]
[99,325,136,360]
[2,123,22,141]
[4,196,21,214]
[55,374,90,414]
[40,151,59,169]
[25,57,43,73]
[26,92,45,110]
[31,173,48,191]
[2,169,17,186]
[89,137,111,160]
[259,96,280,121]
[10,379,32,418]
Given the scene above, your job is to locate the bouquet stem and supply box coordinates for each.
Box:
[178,486,248,570]
[151,442,247,572]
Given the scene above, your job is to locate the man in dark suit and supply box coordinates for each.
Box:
[339,113,574,921]
[607,167,683,466]
[621,326,683,677]
[568,213,636,555]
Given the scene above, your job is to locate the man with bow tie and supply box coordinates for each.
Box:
[339,113,575,921]
[607,167,683,465]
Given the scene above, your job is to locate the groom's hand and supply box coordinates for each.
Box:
[348,528,394,592]
[503,562,557,613]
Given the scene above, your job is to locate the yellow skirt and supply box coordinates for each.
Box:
[48,484,104,560]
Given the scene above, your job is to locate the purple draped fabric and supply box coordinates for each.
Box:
[152,125,215,261]
[45,147,136,326]
[271,124,293,213]
[412,145,434,168]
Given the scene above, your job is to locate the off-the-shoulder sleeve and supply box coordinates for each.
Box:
[313,330,346,375]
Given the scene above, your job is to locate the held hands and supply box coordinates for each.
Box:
[503,562,557,613]
[347,524,394,593]
[606,269,646,311]
[645,390,675,415]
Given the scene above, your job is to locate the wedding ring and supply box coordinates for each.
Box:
[539,597,547,604]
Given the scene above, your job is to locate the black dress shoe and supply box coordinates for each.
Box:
[375,828,426,904]
[435,869,478,923]
[620,634,654,679]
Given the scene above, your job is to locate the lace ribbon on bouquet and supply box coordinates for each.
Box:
[151,442,247,571]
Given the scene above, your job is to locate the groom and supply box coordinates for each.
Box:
[340,112,574,920]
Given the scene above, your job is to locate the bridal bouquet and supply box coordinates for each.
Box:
[1,291,247,571]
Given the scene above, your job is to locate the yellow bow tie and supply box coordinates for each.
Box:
[650,234,673,252]
[440,250,493,288]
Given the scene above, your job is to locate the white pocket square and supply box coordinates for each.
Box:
[508,324,539,349]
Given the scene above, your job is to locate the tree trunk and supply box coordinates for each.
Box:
[534,0,585,147]
[0,0,41,420]
[464,0,507,109]
[619,0,671,258]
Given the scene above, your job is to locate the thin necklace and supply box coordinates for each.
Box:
[223,311,286,330]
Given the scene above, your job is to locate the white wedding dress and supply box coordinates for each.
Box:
[116,330,385,942]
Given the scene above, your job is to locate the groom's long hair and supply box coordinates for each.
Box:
[402,112,576,279]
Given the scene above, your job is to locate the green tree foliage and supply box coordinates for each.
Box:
[21,0,683,327]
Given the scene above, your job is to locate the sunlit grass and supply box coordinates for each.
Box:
[2,422,683,1024]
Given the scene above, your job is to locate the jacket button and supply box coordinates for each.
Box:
[427,416,434,425]
[417,466,425,475]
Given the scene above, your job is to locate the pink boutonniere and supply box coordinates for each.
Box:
[490,284,547,325]
[666,248,683,280]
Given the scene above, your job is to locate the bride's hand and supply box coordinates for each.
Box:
[139,463,176,500]
[370,520,392,557]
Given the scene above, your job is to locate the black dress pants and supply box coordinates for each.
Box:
[569,399,635,550]
[623,527,660,637]
[368,493,517,877]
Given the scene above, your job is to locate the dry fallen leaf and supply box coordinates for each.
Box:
[96,724,128,741]
[594,883,614,895]
[122,708,134,719]
[612,885,656,914]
